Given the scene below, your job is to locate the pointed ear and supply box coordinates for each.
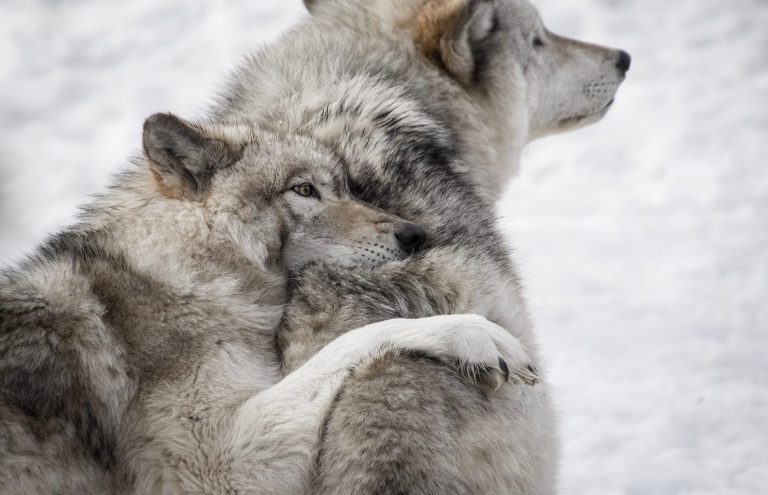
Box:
[142,113,240,200]
[412,0,497,86]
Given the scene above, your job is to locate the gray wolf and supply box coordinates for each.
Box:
[0,113,537,493]
[214,0,629,492]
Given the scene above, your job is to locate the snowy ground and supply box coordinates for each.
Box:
[1,1,766,493]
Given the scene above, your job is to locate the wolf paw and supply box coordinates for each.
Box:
[381,314,538,391]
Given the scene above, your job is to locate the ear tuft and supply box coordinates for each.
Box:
[142,113,239,200]
[412,0,496,86]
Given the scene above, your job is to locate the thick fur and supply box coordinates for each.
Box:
[0,0,628,492]
[215,0,628,493]
[0,116,537,493]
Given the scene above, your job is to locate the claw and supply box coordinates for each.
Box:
[489,369,506,391]
[474,365,505,392]
[498,357,510,382]
[516,365,539,386]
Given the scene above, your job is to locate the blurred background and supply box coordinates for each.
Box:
[1,0,766,493]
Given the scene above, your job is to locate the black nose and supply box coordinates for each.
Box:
[395,224,427,253]
[617,50,632,73]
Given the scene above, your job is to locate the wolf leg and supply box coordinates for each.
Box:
[314,354,553,495]
[312,352,484,495]
[226,314,536,494]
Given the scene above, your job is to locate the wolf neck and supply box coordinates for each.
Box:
[76,166,284,303]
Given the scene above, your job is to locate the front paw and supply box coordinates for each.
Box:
[384,314,539,391]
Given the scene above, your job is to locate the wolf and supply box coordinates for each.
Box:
[0,113,537,493]
[211,0,630,492]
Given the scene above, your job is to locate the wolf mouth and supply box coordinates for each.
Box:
[560,99,615,126]
[588,97,615,117]
[332,241,405,269]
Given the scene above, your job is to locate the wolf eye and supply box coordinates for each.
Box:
[292,183,318,198]
[533,36,544,48]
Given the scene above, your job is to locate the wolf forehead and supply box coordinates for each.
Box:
[143,114,348,200]
[213,124,345,190]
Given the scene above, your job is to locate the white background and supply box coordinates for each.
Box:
[1,1,766,493]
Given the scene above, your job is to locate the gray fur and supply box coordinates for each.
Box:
[1,113,535,493]
[0,0,628,492]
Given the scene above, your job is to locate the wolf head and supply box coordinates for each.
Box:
[304,0,629,163]
[483,0,631,138]
[142,113,425,272]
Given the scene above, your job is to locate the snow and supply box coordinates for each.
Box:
[1,0,766,493]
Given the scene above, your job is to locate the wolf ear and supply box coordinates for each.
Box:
[142,113,240,200]
[412,0,497,86]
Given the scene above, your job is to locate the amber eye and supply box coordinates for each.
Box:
[292,183,317,198]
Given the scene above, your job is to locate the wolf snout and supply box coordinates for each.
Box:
[616,50,632,74]
[395,223,427,253]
